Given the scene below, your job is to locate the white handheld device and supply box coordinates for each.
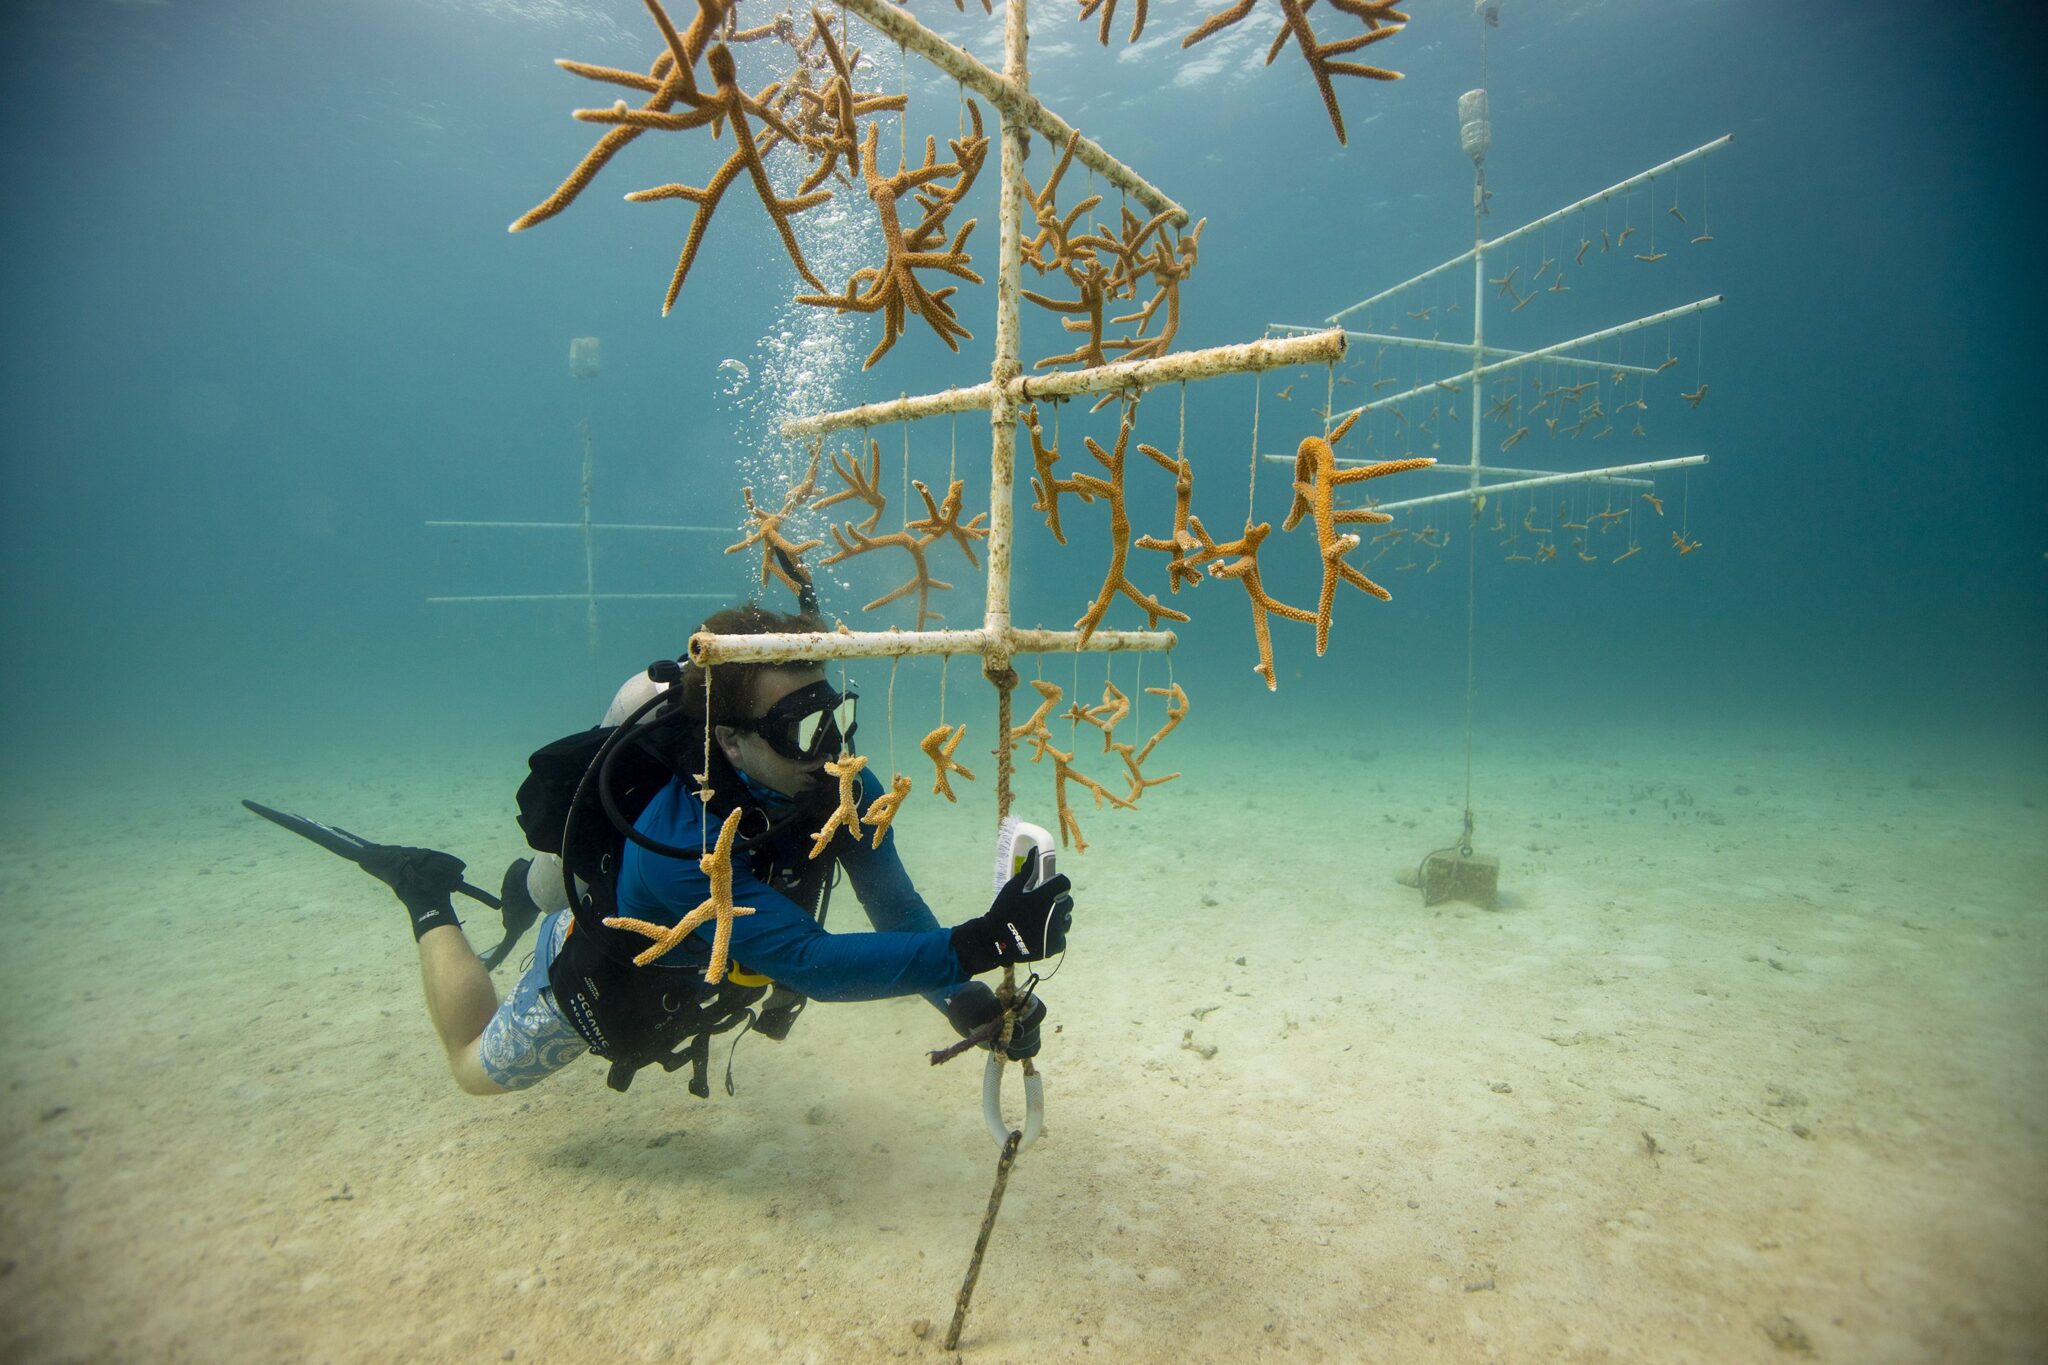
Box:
[984,815,1054,1152]
[994,815,1056,894]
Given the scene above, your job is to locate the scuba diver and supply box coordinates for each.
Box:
[247,597,1073,1098]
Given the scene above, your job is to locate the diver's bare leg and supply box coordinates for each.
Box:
[417,925,505,1094]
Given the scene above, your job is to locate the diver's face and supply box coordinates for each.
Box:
[715,666,832,798]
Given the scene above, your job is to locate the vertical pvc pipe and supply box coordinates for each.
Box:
[1456,192,1486,853]
[986,0,1030,822]
[1468,248,1484,493]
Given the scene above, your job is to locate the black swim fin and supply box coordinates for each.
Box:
[241,800,502,910]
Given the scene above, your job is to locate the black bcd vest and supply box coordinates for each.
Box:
[515,716,835,1094]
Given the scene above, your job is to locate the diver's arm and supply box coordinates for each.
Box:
[839,767,941,932]
[619,835,968,1002]
[836,767,968,1016]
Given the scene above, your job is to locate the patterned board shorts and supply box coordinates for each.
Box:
[477,909,589,1090]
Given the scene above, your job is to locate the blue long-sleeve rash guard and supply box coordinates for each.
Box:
[616,765,970,1006]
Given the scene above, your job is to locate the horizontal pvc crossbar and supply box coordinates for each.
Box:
[1264,324,1658,377]
[425,520,730,532]
[781,329,1346,440]
[1258,456,1655,484]
[689,624,1177,666]
[1328,136,1733,322]
[1329,296,1722,426]
[840,0,1185,225]
[427,592,731,603]
[1359,455,1709,513]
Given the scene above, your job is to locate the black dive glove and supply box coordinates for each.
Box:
[949,853,1073,977]
[941,982,1048,1061]
[356,844,468,940]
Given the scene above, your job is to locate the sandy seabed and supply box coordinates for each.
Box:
[1,718,2043,1364]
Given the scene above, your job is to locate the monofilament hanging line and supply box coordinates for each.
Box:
[901,405,912,511]
[887,652,901,781]
[1247,364,1265,526]
[701,666,713,857]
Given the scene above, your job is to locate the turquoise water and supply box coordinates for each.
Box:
[1,1,2039,774]
[1,3,2044,1359]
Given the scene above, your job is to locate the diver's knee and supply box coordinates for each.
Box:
[450,1040,508,1096]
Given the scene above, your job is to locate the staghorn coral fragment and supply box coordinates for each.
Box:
[807,754,869,859]
[1133,438,1204,592]
[1078,0,1148,45]
[1005,678,1134,853]
[1024,405,1096,546]
[726,446,824,596]
[1181,0,1409,145]
[1282,412,1434,654]
[514,2,843,315]
[1132,683,1189,765]
[861,772,914,848]
[821,478,986,629]
[603,806,756,982]
[813,437,888,533]
[1191,517,1314,689]
[921,723,977,800]
[1068,402,1192,645]
[796,120,986,369]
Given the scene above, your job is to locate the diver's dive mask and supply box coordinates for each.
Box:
[732,680,857,763]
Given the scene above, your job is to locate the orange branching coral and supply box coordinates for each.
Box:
[813,437,887,533]
[797,118,987,369]
[1062,679,1130,753]
[1106,220,1204,364]
[1112,739,1181,804]
[920,723,976,800]
[906,477,991,567]
[1281,412,1434,654]
[860,772,913,847]
[1023,405,1095,546]
[1134,438,1204,592]
[822,478,987,628]
[1191,516,1315,689]
[1073,204,1175,286]
[1132,682,1189,766]
[518,1,839,315]
[1024,258,1113,371]
[1009,679,1065,759]
[1087,679,1131,743]
[1068,402,1193,645]
[1021,133,1102,279]
[912,100,989,228]
[727,446,824,594]
[1006,679,1133,853]
[717,4,795,44]
[511,0,731,233]
[807,753,869,859]
[791,11,908,197]
[1024,178,1202,372]
[603,806,756,981]
[1051,755,1132,853]
[1181,0,1409,145]
[1079,0,1147,44]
